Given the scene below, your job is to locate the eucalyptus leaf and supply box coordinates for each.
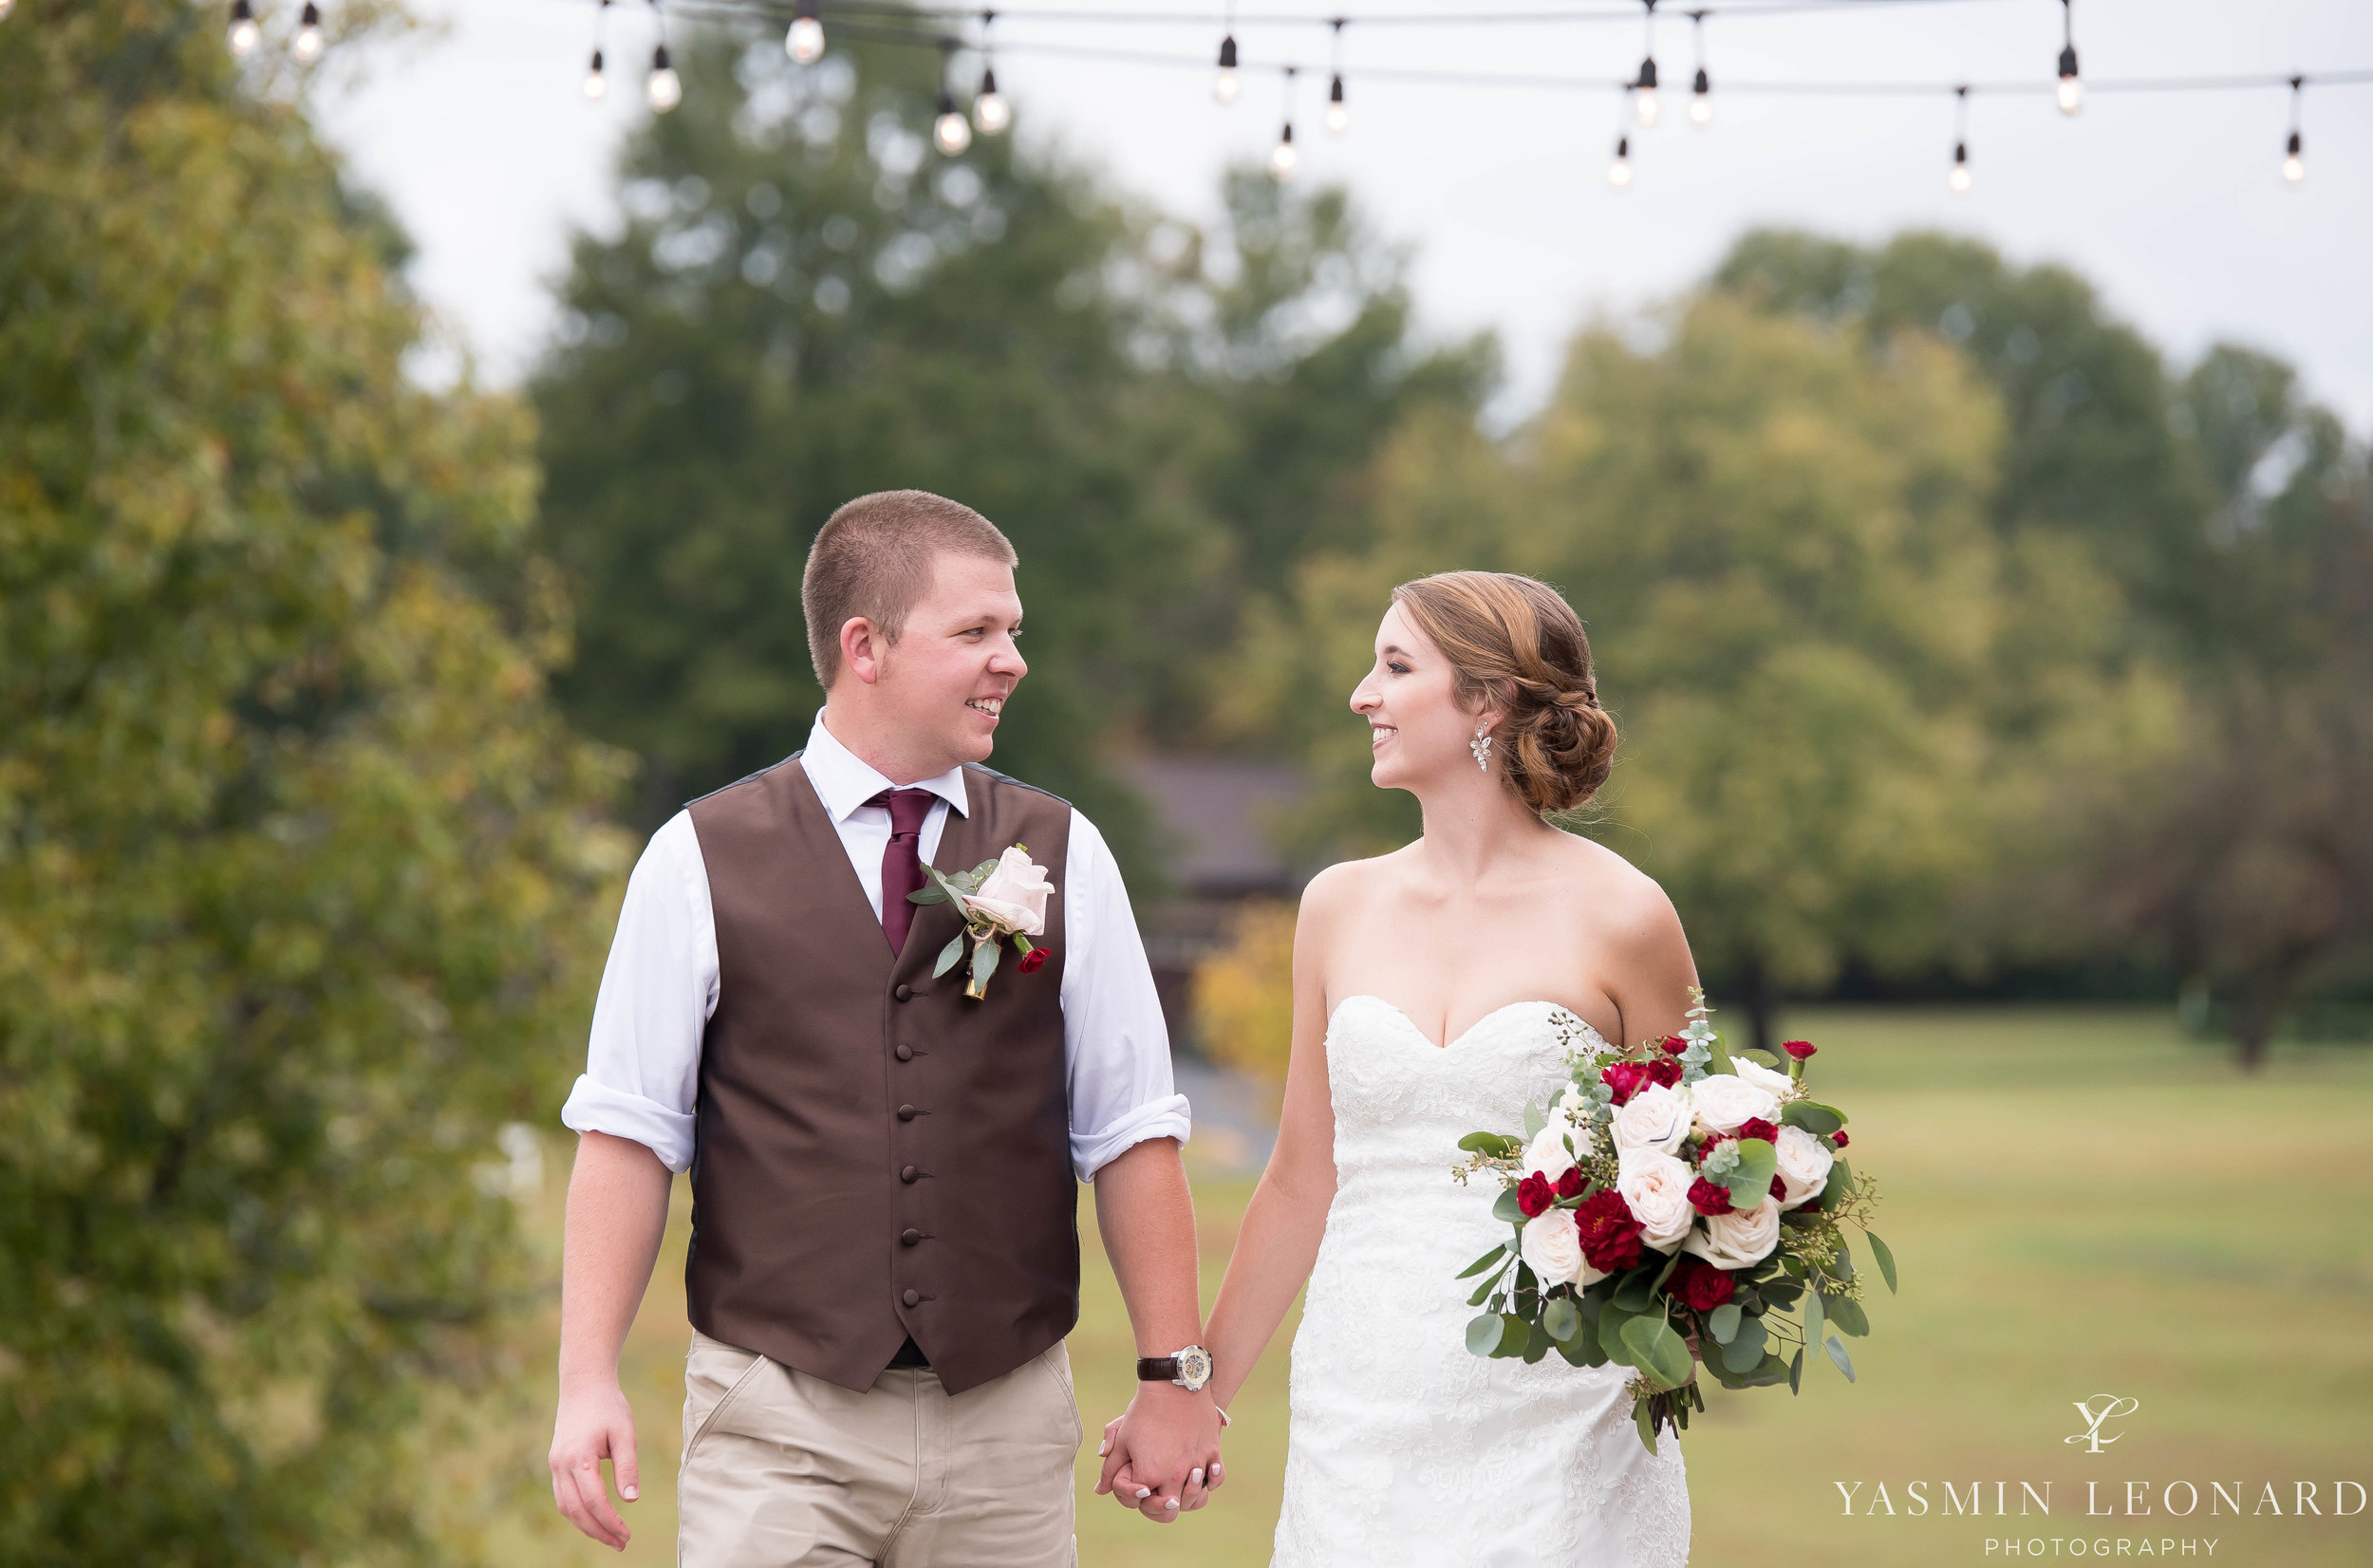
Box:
[1619,1315,1694,1391]
[1802,1283,1825,1352]
[1635,1399,1659,1454]
[1457,1131,1523,1158]
[1823,1293,1871,1337]
[1542,1297,1581,1344]
[1864,1229,1898,1294]
[1457,1243,1509,1279]
[1522,1321,1552,1363]
[1495,1314,1530,1357]
[1720,1317,1768,1372]
[1825,1334,1856,1381]
[906,884,951,905]
[1491,1186,1524,1224]
[931,933,965,979]
[1818,1159,1855,1213]
[1788,1345,1805,1394]
[1467,1274,1500,1307]
[1707,1303,1742,1344]
[970,858,1000,882]
[1523,1101,1547,1138]
[1781,1100,1844,1136]
[968,934,1000,993]
[1465,1314,1503,1356]
[1597,1304,1637,1368]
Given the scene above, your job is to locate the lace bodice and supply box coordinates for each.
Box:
[1270,995,1692,1567]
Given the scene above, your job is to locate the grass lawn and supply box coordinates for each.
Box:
[482,1007,2373,1565]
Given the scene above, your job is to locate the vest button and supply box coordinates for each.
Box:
[897,1104,918,1121]
[901,1227,923,1246]
[894,1042,914,1062]
[893,982,913,1001]
[902,1288,920,1308]
[900,1165,919,1183]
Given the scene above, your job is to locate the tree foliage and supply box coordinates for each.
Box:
[0,4,625,1559]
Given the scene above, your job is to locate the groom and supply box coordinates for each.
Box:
[550,490,1223,1562]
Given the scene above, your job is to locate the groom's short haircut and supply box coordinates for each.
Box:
[802,490,1018,690]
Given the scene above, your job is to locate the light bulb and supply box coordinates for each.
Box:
[935,95,972,156]
[292,1,323,62]
[2283,131,2304,184]
[1949,145,1971,195]
[1326,74,1348,135]
[787,0,823,64]
[1690,67,1710,126]
[1635,88,1658,128]
[1609,136,1631,189]
[646,46,681,112]
[1271,124,1296,179]
[2056,46,2082,116]
[1215,34,1239,104]
[228,0,258,56]
[974,67,1009,134]
[584,48,607,100]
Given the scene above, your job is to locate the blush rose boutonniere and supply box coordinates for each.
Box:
[906,844,1054,999]
[1451,990,1895,1454]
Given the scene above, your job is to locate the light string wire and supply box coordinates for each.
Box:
[658,2,2373,104]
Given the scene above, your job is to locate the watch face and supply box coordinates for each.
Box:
[1175,1345,1213,1390]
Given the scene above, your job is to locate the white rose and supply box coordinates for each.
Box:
[1615,1150,1698,1253]
[1518,1205,1606,1288]
[1610,1082,1693,1158]
[1771,1124,1836,1210]
[1727,1054,1796,1100]
[962,845,1054,935]
[1681,1193,1782,1270]
[1688,1072,1782,1136]
[1523,1123,1578,1185]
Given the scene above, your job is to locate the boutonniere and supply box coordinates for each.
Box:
[906,843,1054,999]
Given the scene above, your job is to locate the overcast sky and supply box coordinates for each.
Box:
[315,0,2373,430]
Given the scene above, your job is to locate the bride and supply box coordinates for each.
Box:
[1110,569,1698,1563]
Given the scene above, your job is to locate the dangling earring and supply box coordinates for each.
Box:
[1470,721,1493,772]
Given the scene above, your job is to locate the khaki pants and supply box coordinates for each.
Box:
[677,1329,1082,1567]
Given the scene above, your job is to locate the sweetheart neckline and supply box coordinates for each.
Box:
[1329,993,1610,1054]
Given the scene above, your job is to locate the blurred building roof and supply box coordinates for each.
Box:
[1118,756,1307,902]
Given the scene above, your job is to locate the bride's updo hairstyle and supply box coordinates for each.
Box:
[1391,570,1617,814]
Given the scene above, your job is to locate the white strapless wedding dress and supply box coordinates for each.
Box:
[1271,995,1692,1567]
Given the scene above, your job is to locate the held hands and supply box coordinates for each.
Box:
[549,1373,641,1551]
[1093,1381,1226,1523]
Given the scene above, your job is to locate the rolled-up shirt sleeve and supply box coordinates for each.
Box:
[559,810,716,1173]
[1060,809,1192,1182]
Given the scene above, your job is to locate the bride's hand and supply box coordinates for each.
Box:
[1093,1391,1225,1521]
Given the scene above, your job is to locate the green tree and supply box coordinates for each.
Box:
[1229,294,2011,1052]
[0,3,624,1560]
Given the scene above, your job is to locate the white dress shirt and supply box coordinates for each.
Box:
[560,712,1190,1182]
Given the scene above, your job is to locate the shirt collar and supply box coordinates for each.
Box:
[803,710,970,824]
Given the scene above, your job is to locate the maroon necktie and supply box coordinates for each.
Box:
[869,788,937,954]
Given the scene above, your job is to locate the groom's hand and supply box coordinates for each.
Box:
[1093,1382,1223,1522]
[550,1373,640,1551]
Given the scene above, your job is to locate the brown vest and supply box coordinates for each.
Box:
[683,755,1077,1395]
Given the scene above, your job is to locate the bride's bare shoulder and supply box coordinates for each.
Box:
[1295,845,1421,924]
[1548,831,1687,949]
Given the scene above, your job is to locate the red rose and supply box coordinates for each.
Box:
[1573,1189,1644,1274]
[1018,946,1048,974]
[1737,1116,1779,1144]
[1685,1176,1734,1216]
[1770,1174,1787,1200]
[1658,1034,1690,1056]
[1517,1172,1555,1218]
[1830,1129,1850,1149]
[1782,1040,1817,1061]
[1554,1167,1586,1199]
[1671,1257,1736,1313]
[1600,1061,1652,1105]
[1643,1056,1685,1089]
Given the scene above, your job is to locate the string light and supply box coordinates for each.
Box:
[1688,9,1710,126]
[292,0,323,62]
[2056,0,2082,117]
[1609,132,1631,188]
[1215,31,1239,104]
[1326,18,1349,135]
[1272,65,1298,178]
[1632,0,1659,127]
[1948,84,1971,194]
[975,10,1010,133]
[786,0,823,64]
[935,40,973,153]
[227,0,259,56]
[2283,75,2305,183]
[585,0,609,99]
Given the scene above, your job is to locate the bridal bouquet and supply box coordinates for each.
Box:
[1451,993,1895,1451]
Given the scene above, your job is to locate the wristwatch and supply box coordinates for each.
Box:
[1137,1345,1214,1392]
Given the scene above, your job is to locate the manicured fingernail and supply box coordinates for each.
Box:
[1096,1441,1108,1456]
[622,1486,638,1500]
[1190,1468,1205,1485]
[1134,1487,1150,1500]
[1166,1498,1180,1509]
